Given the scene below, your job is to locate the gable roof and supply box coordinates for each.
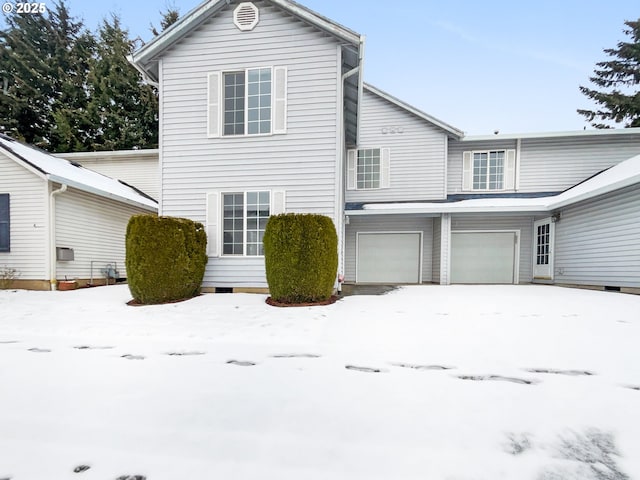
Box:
[364,84,464,139]
[0,135,158,211]
[130,0,362,84]
[348,153,640,215]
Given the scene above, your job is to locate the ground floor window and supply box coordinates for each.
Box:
[0,194,9,252]
[222,191,270,256]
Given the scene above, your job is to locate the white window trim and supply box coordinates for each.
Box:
[349,147,390,191]
[463,149,516,192]
[221,66,274,138]
[215,189,284,258]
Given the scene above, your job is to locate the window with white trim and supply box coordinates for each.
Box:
[474,150,504,190]
[222,191,270,256]
[347,147,390,190]
[357,148,381,189]
[462,149,516,191]
[222,67,272,136]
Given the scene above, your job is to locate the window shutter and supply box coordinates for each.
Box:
[271,190,286,215]
[0,194,9,252]
[381,148,391,189]
[462,151,473,191]
[207,72,221,138]
[206,192,220,257]
[505,149,516,190]
[347,149,357,190]
[273,67,287,134]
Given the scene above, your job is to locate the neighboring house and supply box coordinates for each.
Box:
[54,149,160,200]
[129,0,640,293]
[0,134,158,290]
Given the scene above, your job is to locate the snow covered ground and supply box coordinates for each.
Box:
[0,284,638,480]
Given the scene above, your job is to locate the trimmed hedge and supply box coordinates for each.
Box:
[126,215,207,305]
[264,213,338,304]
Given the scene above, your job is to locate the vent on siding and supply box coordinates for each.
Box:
[233,2,259,31]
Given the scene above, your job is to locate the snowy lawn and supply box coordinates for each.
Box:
[0,284,639,480]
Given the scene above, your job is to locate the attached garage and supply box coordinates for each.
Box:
[450,231,519,284]
[356,232,422,283]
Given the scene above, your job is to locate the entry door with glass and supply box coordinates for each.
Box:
[533,218,554,279]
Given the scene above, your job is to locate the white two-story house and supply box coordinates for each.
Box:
[130,0,640,293]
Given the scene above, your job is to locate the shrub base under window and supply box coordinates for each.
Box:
[265,295,339,308]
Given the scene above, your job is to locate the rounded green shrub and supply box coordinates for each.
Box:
[264,213,338,304]
[126,215,207,304]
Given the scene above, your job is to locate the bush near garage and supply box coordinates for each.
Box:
[264,213,338,304]
[126,215,207,305]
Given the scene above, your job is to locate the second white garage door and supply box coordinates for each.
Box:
[451,231,517,284]
[357,232,421,283]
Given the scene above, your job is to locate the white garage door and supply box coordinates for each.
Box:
[357,233,421,283]
[451,232,517,284]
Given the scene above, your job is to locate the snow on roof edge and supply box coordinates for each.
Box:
[0,137,158,211]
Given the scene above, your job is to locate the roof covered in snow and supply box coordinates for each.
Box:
[0,135,158,211]
[349,153,640,215]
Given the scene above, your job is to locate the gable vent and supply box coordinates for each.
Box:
[233,2,259,31]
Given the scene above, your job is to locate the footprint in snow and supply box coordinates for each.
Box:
[623,385,640,391]
[345,365,386,373]
[226,360,256,366]
[121,354,145,360]
[73,465,91,473]
[0,340,19,344]
[74,345,114,350]
[524,368,594,376]
[391,362,455,371]
[28,348,51,353]
[166,351,206,356]
[271,353,321,359]
[116,476,146,480]
[457,374,538,385]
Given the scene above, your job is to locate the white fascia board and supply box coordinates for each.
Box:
[547,173,640,210]
[46,174,158,212]
[464,127,640,142]
[131,0,361,79]
[348,204,550,216]
[53,149,159,160]
[364,83,464,139]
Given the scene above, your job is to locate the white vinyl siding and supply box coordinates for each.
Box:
[55,187,149,282]
[449,134,640,195]
[344,215,433,283]
[553,185,640,288]
[451,215,534,283]
[0,151,48,280]
[160,2,340,288]
[346,89,448,202]
[55,151,159,200]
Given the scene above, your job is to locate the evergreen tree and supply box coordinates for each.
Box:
[48,1,96,152]
[150,5,180,37]
[0,9,55,147]
[578,19,640,128]
[86,15,158,150]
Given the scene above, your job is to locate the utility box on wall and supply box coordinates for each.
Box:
[56,247,74,261]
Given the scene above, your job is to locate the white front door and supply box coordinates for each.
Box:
[533,218,554,279]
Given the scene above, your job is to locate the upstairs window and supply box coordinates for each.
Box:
[347,148,391,190]
[208,67,287,138]
[462,149,516,191]
[0,194,9,252]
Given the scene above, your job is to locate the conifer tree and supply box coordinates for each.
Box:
[86,15,158,150]
[578,19,640,128]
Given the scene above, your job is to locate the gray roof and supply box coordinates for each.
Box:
[0,135,158,211]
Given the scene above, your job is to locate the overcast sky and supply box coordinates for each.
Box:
[4,0,639,134]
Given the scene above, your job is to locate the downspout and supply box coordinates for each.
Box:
[49,183,67,290]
